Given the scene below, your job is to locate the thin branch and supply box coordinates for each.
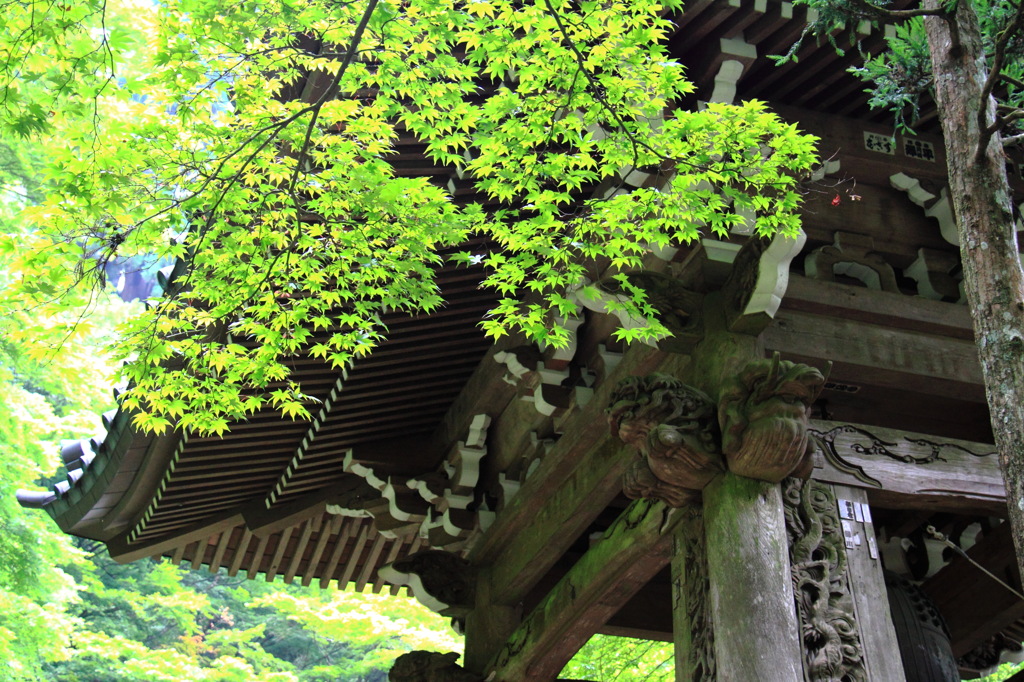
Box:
[1000,71,1024,91]
[977,0,1024,160]
[285,0,381,195]
[1003,131,1024,146]
[846,0,949,20]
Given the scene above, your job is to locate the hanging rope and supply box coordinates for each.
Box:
[925,525,1024,602]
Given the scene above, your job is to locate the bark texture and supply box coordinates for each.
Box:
[924,0,1024,584]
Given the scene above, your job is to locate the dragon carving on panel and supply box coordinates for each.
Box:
[783,478,867,682]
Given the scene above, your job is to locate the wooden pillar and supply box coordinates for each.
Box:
[464,566,520,675]
[703,474,803,680]
[672,292,804,680]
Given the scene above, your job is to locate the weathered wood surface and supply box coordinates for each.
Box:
[763,308,984,399]
[704,473,803,681]
[468,344,677,607]
[810,420,1004,513]
[834,485,907,682]
[486,499,682,682]
[783,274,973,339]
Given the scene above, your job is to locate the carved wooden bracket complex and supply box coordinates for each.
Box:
[607,375,723,507]
[610,357,824,501]
[389,651,481,682]
[719,356,825,482]
[327,416,494,548]
[805,231,899,292]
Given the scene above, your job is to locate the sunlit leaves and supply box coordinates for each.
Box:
[2,0,818,434]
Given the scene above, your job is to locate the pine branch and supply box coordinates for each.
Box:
[847,0,949,20]
[1003,131,1024,147]
[977,0,1024,160]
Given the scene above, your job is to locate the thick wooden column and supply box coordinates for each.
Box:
[677,292,804,680]
[704,474,803,680]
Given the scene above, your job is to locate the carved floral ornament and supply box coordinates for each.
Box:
[608,356,825,506]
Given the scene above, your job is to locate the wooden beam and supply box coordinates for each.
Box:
[487,499,683,681]
[809,420,1004,514]
[468,344,672,606]
[301,515,337,587]
[762,309,984,399]
[783,275,973,339]
[319,519,355,588]
[227,528,254,577]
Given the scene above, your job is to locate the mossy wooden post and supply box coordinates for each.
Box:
[680,292,804,681]
[464,566,519,675]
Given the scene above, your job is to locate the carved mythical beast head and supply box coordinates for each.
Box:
[718,355,825,482]
[608,374,723,506]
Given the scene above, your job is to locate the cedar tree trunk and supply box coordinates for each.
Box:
[924,0,1024,583]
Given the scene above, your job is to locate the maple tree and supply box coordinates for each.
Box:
[0,0,819,435]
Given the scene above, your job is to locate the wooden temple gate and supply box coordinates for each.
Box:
[18,0,1024,679]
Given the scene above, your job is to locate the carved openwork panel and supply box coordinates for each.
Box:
[608,375,723,506]
[783,478,867,682]
[719,356,825,482]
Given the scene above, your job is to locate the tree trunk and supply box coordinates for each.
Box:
[924,0,1024,583]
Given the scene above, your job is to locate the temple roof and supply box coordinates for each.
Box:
[18,0,1024,673]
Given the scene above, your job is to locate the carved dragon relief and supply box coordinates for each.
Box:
[809,423,997,489]
[783,478,867,682]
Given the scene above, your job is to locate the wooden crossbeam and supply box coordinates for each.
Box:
[763,309,984,399]
[809,419,1003,514]
[486,499,683,682]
